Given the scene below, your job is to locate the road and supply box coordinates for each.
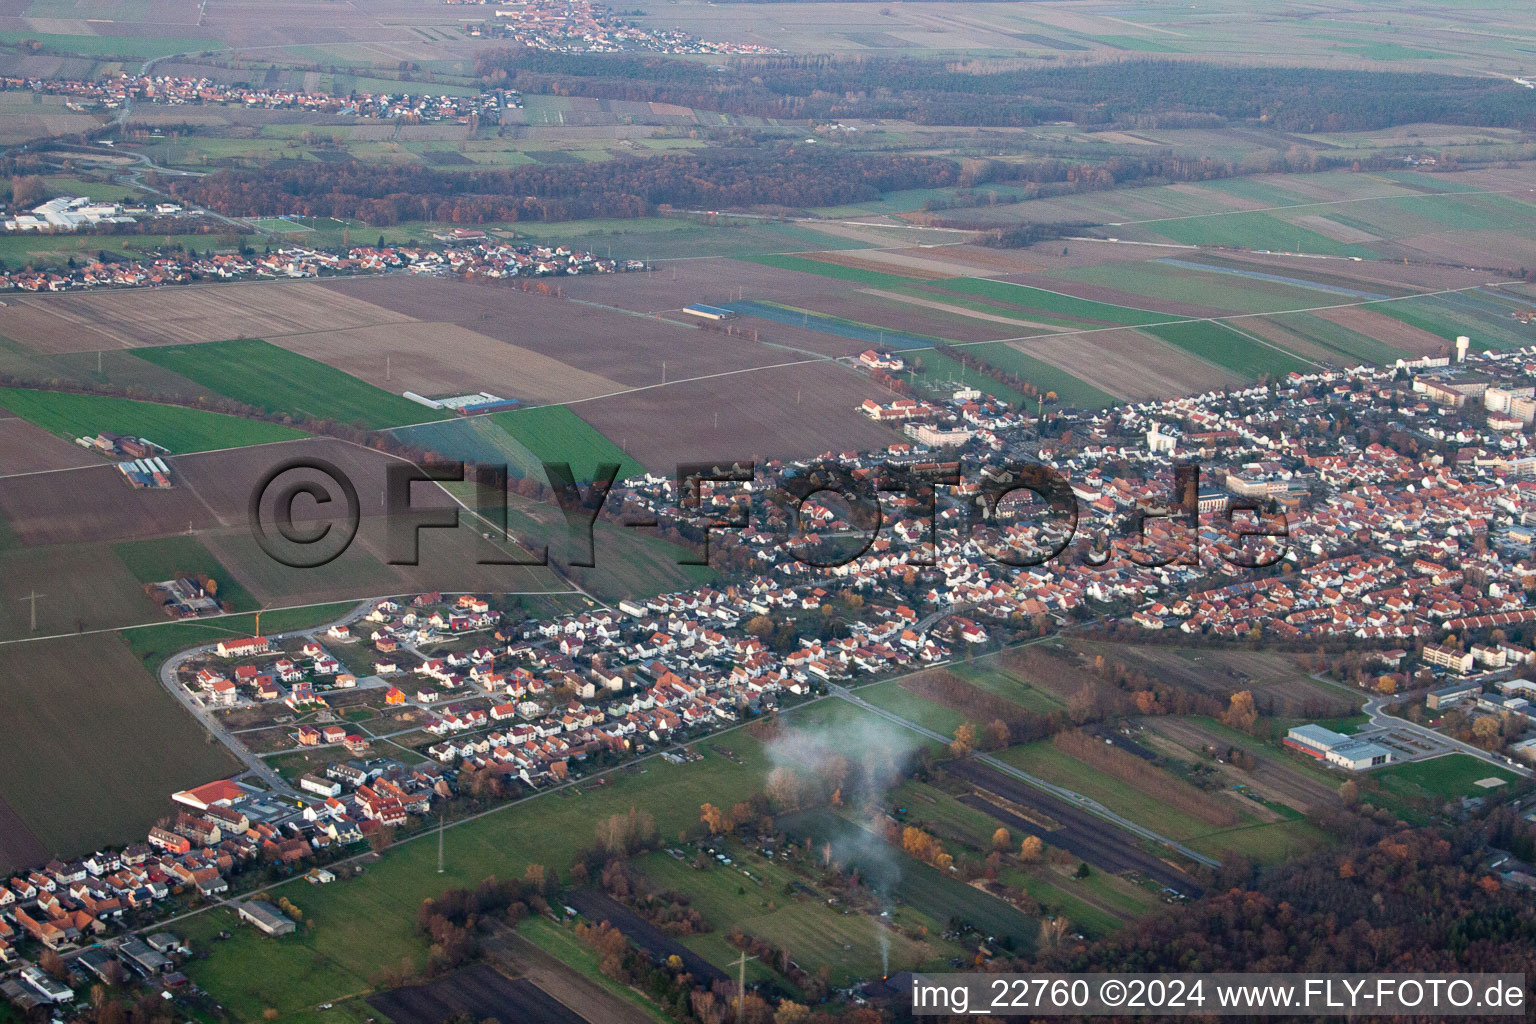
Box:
[156,599,376,797]
[1309,673,1533,778]
[827,682,1222,869]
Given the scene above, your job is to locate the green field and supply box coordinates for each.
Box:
[1375,291,1532,351]
[41,176,146,203]
[132,339,447,429]
[0,387,309,452]
[855,677,968,739]
[113,535,258,612]
[120,600,358,668]
[1142,321,1312,379]
[491,405,647,481]
[904,349,1028,406]
[741,252,927,287]
[1132,211,1376,258]
[996,741,1227,842]
[970,341,1118,409]
[0,231,248,270]
[943,661,1067,714]
[0,29,216,59]
[1049,260,1351,314]
[1264,310,1409,366]
[939,278,1167,327]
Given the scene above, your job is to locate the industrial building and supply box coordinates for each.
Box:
[3,196,137,232]
[1284,724,1393,771]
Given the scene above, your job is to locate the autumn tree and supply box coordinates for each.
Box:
[774,1000,811,1024]
[950,722,976,757]
[991,827,1011,852]
[40,948,67,981]
[1220,690,1259,732]
[700,802,728,834]
[1020,835,1044,862]
[764,765,801,811]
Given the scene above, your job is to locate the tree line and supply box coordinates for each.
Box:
[479,52,1536,132]
[160,148,959,226]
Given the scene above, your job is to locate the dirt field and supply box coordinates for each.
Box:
[0,434,569,606]
[172,437,571,604]
[368,963,589,1024]
[485,925,658,1024]
[565,889,727,983]
[0,795,47,876]
[0,632,239,871]
[1007,327,1243,401]
[0,461,226,546]
[324,276,792,388]
[0,280,411,353]
[861,289,1064,334]
[574,359,901,469]
[1312,306,1449,356]
[269,320,626,405]
[0,413,102,474]
[0,539,172,635]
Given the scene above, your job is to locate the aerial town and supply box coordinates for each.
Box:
[0,238,638,292]
[3,0,1536,1017]
[7,323,1536,1005]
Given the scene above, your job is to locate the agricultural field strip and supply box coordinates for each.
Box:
[910,279,1520,364]
[0,439,586,643]
[0,433,315,481]
[6,276,1506,462]
[646,234,978,264]
[431,274,1522,418]
[1096,184,1536,227]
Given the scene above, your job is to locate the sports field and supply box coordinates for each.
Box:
[1372,754,1522,801]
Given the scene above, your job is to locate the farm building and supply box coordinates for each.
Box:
[683,303,736,321]
[237,900,296,937]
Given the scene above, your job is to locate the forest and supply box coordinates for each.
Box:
[160,148,959,224]
[481,54,1536,131]
[1034,815,1536,978]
